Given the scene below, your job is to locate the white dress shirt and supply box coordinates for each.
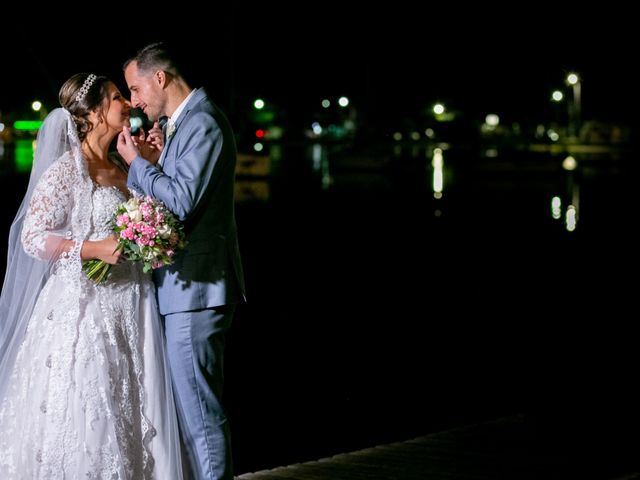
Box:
[159,89,197,166]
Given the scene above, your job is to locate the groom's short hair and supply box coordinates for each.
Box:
[124,42,194,84]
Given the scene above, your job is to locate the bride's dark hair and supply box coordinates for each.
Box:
[58,73,109,141]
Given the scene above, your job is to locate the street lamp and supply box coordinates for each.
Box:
[566,73,581,140]
[551,90,564,102]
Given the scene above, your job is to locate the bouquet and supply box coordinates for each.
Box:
[83,195,187,283]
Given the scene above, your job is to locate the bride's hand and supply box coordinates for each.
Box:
[117,127,141,165]
[96,236,123,265]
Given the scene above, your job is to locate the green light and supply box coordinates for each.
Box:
[250,110,275,124]
[14,120,43,130]
[15,139,34,172]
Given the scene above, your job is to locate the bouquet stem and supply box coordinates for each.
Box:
[82,259,112,284]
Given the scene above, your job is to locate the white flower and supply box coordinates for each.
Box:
[143,250,157,261]
[124,198,143,222]
[157,224,173,239]
[166,121,176,139]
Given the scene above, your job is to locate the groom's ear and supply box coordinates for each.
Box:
[154,70,167,88]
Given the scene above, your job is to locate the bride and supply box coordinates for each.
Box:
[0,73,183,479]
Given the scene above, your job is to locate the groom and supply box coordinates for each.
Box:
[117,42,245,480]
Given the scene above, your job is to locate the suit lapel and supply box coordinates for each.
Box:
[158,88,206,168]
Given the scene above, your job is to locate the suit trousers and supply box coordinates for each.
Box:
[163,305,235,480]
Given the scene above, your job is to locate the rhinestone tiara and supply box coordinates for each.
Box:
[75,74,97,103]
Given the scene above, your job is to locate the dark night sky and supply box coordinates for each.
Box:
[2,5,637,128]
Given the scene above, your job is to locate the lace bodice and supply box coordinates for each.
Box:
[88,184,128,241]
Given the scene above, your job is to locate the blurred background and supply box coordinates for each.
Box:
[1,4,639,477]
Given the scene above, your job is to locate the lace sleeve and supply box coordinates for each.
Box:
[21,155,79,260]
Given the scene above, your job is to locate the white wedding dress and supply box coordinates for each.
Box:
[0,154,182,479]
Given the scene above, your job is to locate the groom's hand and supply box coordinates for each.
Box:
[117,126,140,165]
[141,121,164,165]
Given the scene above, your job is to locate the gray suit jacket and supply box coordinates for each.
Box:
[128,88,246,315]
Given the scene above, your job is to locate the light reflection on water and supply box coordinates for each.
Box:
[227,142,639,473]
